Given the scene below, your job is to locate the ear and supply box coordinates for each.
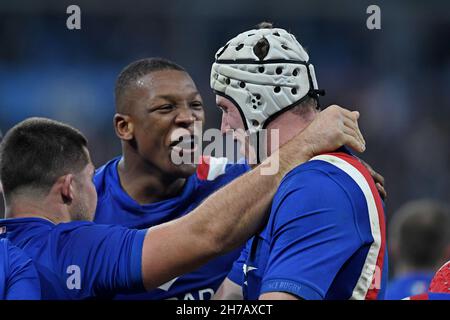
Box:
[114,113,134,141]
[60,174,74,205]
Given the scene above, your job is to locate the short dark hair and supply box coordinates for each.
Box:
[290,97,319,117]
[115,57,186,113]
[252,22,274,60]
[0,118,89,197]
[256,21,274,29]
[390,199,450,269]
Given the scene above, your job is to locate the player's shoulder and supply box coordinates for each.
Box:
[1,238,31,267]
[41,220,95,244]
[294,148,363,175]
[281,148,371,192]
[273,149,375,219]
[53,220,127,237]
[0,238,21,255]
[278,151,353,191]
[0,238,34,278]
[53,220,96,231]
[196,156,250,182]
[0,217,54,245]
[269,155,355,229]
[0,238,10,251]
[0,237,40,300]
[0,238,13,263]
[50,221,142,260]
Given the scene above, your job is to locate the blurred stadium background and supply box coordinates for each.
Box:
[0,0,449,228]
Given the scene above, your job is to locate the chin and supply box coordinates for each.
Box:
[163,162,196,179]
[174,163,197,177]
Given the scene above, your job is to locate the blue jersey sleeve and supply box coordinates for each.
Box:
[227,239,250,286]
[5,241,41,300]
[53,223,147,298]
[259,169,363,300]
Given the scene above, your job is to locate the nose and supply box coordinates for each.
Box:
[175,106,196,128]
[220,113,230,134]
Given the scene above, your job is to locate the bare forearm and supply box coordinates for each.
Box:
[141,143,310,290]
[203,142,311,252]
[140,105,365,290]
[199,163,281,252]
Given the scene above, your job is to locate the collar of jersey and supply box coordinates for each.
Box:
[107,157,199,211]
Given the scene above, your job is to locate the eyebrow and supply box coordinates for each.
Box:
[153,92,201,101]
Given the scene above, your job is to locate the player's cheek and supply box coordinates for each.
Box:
[220,115,228,133]
[229,112,245,130]
[196,110,205,122]
[88,183,98,209]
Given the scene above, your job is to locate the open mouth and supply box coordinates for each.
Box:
[170,134,198,154]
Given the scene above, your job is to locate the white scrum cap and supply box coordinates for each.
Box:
[211,26,324,134]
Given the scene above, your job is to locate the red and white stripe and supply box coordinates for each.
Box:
[197,156,229,181]
[310,152,386,300]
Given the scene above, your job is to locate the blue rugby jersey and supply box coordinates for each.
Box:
[0,218,146,300]
[406,292,450,300]
[0,238,41,300]
[228,150,388,300]
[94,156,250,300]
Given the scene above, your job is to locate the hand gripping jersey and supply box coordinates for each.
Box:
[228,149,388,300]
[0,218,146,300]
[94,156,250,300]
[0,238,41,300]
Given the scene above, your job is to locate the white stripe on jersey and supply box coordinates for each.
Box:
[311,154,381,300]
[206,157,228,181]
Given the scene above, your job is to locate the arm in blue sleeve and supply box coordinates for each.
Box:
[55,223,147,298]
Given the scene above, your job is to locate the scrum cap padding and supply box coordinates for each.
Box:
[211,27,323,133]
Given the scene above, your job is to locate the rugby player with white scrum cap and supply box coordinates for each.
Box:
[211,22,388,300]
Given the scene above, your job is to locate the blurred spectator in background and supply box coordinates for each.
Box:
[0,129,3,218]
[386,199,450,299]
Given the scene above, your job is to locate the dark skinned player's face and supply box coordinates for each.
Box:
[125,70,205,178]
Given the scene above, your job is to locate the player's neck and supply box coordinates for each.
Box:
[117,156,186,205]
[265,111,316,156]
[5,195,71,224]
